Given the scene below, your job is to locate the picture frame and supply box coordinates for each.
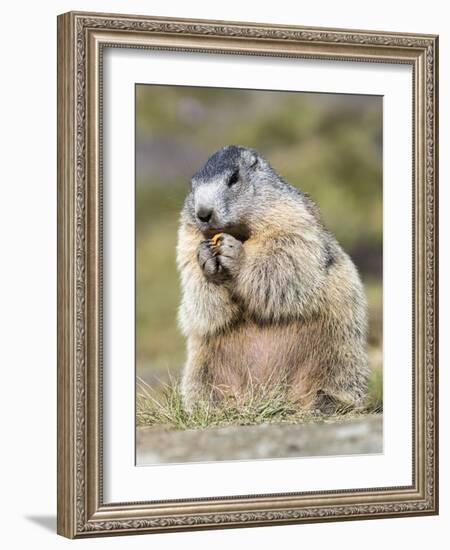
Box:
[57,10,439,538]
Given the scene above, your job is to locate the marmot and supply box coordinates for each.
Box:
[176,145,369,413]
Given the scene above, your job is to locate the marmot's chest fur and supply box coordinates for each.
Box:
[201,318,322,402]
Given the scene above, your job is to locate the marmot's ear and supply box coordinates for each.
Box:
[241,149,258,169]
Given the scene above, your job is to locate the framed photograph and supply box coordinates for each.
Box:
[57,11,439,538]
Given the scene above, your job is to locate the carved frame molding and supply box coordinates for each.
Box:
[57,11,438,538]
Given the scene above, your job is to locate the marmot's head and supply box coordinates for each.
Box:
[186,145,272,240]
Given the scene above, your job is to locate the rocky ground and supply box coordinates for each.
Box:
[136,414,382,465]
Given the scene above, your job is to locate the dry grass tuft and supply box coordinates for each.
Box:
[136,371,382,430]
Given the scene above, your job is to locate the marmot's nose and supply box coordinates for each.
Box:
[196,206,213,224]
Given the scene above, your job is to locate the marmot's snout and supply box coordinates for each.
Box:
[196,205,213,224]
[190,145,259,240]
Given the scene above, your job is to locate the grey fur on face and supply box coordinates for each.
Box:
[187,145,299,240]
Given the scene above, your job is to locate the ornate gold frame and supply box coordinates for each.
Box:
[57,11,439,538]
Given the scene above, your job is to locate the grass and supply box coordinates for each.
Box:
[365,364,383,412]
[136,371,382,431]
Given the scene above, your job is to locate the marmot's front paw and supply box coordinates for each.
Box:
[197,234,244,282]
[197,240,229,283]
[213,233,244,278]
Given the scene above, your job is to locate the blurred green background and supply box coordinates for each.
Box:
[136,85,382,400]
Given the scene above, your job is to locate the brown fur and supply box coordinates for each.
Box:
[177,149,369,413]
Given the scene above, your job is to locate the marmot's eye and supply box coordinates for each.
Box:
[228,170,239,187]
